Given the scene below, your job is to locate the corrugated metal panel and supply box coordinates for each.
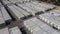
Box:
[0,3,12,24]
[29,17,55,34]
[25,2,46,14]
[0,10,5,26]
[9,26,22,34]
[24,17,60,34]
[13,5,33,19]
[24,17,48,34]
[9,0,23,3]
[2,0,12,5]
[49,10,60,17]
[32,1,56,9]
[23,3,44,15]
[25,2,48,12]
[8,0,31,3]
[0,27,9,34]
[6,4,24,20]
[38,10,60,30]
[16,3,38,16]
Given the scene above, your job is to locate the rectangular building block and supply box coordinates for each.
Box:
[13,5,33,19]
[49,10,60,17]
[16,3,38,16]
[6,4,24,20]
[0,4,12,25]
[25,2,48,12]
[8,0,23,3]
[9,26,22,34]
[38,10,60,30]
[23,3,44,15]
[24,17,48,34]
[32,1,56,9]
[24,17,60,34]
[0,10,5,27]
[0,27,9,34]
[2,0,12,5]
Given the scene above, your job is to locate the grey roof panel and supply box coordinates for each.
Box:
[9,26,22,34]
[0,27,9,34]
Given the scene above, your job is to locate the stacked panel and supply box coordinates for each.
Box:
[38,10,60,30]
[23,17,60,34]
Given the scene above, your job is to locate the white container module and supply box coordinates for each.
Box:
[41,2,56,9]
[23,3,44,15]
[9,0,32,3]
[24,0,30,1]
[24,17,48,34]
[20,3,40,15]
[0,3,2,6]
[0,4,12,25]
[0,27,9,34]
[25,2,48,12]
[23,17,60,34]
[8,0,23,3]
[32,1,56,9]
[49,10,60,17]
[9,26,22,34]
[13,5,33,19]
[0,10,5,27]
[16,3,38,16]
[9,0,18,3]
[38,11,60,30]
[6,4,25,20]
[2,0,12,6]
[31,2,52,11]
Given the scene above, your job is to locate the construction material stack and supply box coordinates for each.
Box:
[37,9,60,30]
[0,3,12,25]
[0,26,22,34]
[23,17,60,34]
[0,0,60,34]
[9,26,22,34]
[0,27,9,34]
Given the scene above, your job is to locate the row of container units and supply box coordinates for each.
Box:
[2,0,33,20]
[1,0,58,20]
[15,1,57,16]
[0,17,60,34]
[0,0,60,34]
[0,2,12,27]
[23,17,60,34]
[2,0,56,9]
[37,9,60,30]
[37,0,60,6]
[1,0,35,4]
[0,26,22,34]
[4,0,56,9]
[1,0,57,20]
